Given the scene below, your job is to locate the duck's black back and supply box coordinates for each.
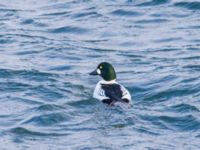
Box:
[101,83,123,101]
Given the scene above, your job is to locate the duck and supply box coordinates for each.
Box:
[90,62,132,106]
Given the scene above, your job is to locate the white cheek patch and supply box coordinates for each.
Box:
[97,69,101,75]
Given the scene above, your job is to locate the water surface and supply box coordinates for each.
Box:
[0,0,200,149]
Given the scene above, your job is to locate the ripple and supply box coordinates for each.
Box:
[20,19,47,27]
[68,99,97,108]
[48,65,72,71]
[159,115,200,131]
[167,103,199,113]
[140,114,200,132]
[0,69,57,82]
[137,0,170,6]
[48,26,89,34]
[29,85,64,101]
[10,127,67,137]
[135,18,168,24]
[183,65,200,71]
[40,11,70,16]
[35,104,66,112]
[0,35,16,44]
[182,56,200,60]
[0,81,32,93]
[153,37,182,43]
[135,126,160,136]
[72,11,101,18]
[143,78,199,102]
[21,19,34,24]
[0,8,20,13]
[174,2,200,10]
[22,112,69,126]
[110,9,142,17]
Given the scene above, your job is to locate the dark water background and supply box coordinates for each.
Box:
[0,0,200,149]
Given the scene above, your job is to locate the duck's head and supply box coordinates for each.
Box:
[90,62,116,81]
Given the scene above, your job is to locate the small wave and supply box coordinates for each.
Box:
[135,126,160,135]
[181,56,200,60]
[143,78,199,102]
[159,115,200,131]
[0,81,33,92]
[35,104,66,112]
[48,65,72,71]
[110,9,142,17]
[0,8,20,13]
[135,18,168,24]
[31,85,64,100]
[72,11,101,19]
[144,88,193,102]
[174,2,200,10]
[0,33,17,44]
[20,19,47,27]
[153,37,182,43]
[48,26,89,34]
[0,68,57,82]
[183,65,200,71]
[40,11,70,16]
[68,99,97,108]
[140,114,200,131]
[22,112,68,126]
[15,50,42,55]
[137,0,170,6]
[167,103,199,113]
[10,127,67,137]
[21,19,34,24]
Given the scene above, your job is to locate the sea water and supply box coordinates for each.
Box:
[0,0,200,149]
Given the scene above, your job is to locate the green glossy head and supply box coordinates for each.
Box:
[90,62,116,81]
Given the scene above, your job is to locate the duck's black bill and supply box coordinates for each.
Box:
[89,70,98,75]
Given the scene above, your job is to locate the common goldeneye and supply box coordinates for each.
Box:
[90,62,132,106]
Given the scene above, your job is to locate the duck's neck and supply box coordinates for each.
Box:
[100,79,117,84]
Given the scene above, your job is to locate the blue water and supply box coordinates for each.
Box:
[0,0,200,149]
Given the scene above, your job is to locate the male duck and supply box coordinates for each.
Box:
[90,62,132,106]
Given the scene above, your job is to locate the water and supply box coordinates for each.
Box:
[0,0,200,149]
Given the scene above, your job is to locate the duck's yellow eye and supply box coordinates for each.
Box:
[99,66,103,69]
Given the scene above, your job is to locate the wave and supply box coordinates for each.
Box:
[110,9,142,17]
[137,0,170,6]
[48,26,89,34]
[9,127,68,137]
[21,112,68,126]
[174,2,200,10]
